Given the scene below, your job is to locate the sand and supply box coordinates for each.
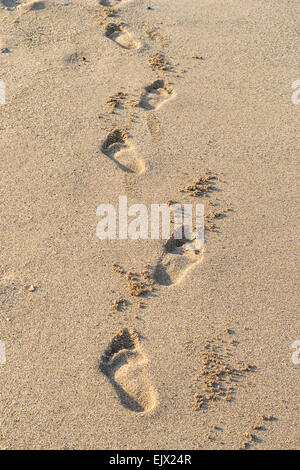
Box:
[0,0,299,450]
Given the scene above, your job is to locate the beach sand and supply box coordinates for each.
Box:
[0,0,299,449]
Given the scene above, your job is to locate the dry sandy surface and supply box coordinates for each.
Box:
[0,0,299,450]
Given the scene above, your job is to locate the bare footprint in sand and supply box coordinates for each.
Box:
[104,22,140,50]
[99,328,157,413]
[101,129,145,174]
[154,231,203,286]
[139,80,175,111]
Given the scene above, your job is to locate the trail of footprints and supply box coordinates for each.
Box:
[2,0,247,444]
[5,0,225,416]
[98,1,208,414]
[98,3,226,415]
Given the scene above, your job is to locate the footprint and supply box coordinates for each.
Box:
[101,129,145,174]
[139,80,175,111]
[104,22,140,50]
[154,231,203,286]
[99,328,157,413]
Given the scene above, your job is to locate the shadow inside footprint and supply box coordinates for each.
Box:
[100,0,121,6]
[153,262,172,286]
[99,328,156,413]
[29,1,45,9]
